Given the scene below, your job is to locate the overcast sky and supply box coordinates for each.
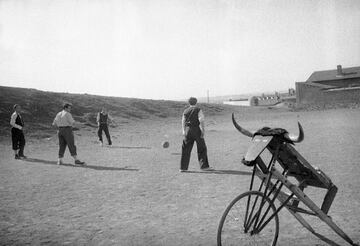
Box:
[1,0,359,100]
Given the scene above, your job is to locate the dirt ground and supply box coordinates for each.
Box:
[1,107,359,246]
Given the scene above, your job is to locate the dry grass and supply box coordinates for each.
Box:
[0,86,238,138]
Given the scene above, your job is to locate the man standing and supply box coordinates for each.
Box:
[96,107,113,146]
[10,104,26,159]
[52,103,85,165]
[180,97,213,172]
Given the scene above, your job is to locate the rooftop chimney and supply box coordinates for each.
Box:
[337,65,343,76]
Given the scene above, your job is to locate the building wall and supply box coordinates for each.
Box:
[314,78,360,87]
[323,89,360,104]
[296,82,360,105]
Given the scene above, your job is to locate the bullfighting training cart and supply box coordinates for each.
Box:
[217,114,358,246]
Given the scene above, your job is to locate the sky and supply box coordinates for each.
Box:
[0,0,360,100]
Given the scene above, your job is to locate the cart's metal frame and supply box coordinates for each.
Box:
[217,114,358,246]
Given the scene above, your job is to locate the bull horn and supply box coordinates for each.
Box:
[232,113,254,138]
[285,122,304,143]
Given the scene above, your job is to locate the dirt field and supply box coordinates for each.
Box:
[1,107,359,246]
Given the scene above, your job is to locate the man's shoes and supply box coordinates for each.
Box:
[179,169,187,173]
[99,141,103,147]
[15,154,20,159]
[201,167,214,171]
[19,155,27,159]
[57,159,63,165]
[75,160,85,165]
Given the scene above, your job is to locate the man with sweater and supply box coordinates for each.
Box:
[52,103,85,165]
[180,97,213,172]
[96,107,113,146]
[10,104,26,159]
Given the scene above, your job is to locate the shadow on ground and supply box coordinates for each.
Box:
[183,169,252,176]
[313,232,347,246]
[21,158,139,171]
[104,145,151,149]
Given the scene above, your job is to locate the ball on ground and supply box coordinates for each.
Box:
[162,141,170,148]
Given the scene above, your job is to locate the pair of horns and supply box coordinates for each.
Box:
[232,113,304,143]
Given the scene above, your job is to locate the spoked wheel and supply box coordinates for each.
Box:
[217,191,279,246]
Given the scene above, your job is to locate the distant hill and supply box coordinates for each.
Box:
[0,86,237,136]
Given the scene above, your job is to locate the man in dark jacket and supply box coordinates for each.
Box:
[10,104,26,159]
[180,97,213,172]
[96,107,113,146]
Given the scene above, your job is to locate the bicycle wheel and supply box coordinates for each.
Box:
[217,191,279,246]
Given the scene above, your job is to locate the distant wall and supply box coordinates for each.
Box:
[256,98,279,106]
[296,82,360,105]
[223,97,280,107]
[249,96,280,106]
[223,100,250,106]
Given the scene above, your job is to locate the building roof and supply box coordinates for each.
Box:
[307,66,360,83]
[303,82,334,89]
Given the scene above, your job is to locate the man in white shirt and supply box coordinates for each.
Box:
[52,103,85,165]
[180,97,213,172]
[10,104,26,159]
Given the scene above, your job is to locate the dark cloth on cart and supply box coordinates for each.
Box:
[254,127,294,144]
[254,127,288,137]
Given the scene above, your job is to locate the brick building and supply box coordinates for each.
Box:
[296,65,360,105]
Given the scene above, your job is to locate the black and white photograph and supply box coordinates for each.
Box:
[0,0,359,245]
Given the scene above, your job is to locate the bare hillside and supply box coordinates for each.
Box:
[0,86,239,136]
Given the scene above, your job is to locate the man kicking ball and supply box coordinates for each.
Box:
[180,97,214,172]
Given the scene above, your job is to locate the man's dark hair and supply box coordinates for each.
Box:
[188,97,197,106]
[63,103,72,109]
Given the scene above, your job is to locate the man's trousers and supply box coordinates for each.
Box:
[58,127,77,158]
[11,128,25,156]
[98,124,112,145]
[180,126,209,170]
